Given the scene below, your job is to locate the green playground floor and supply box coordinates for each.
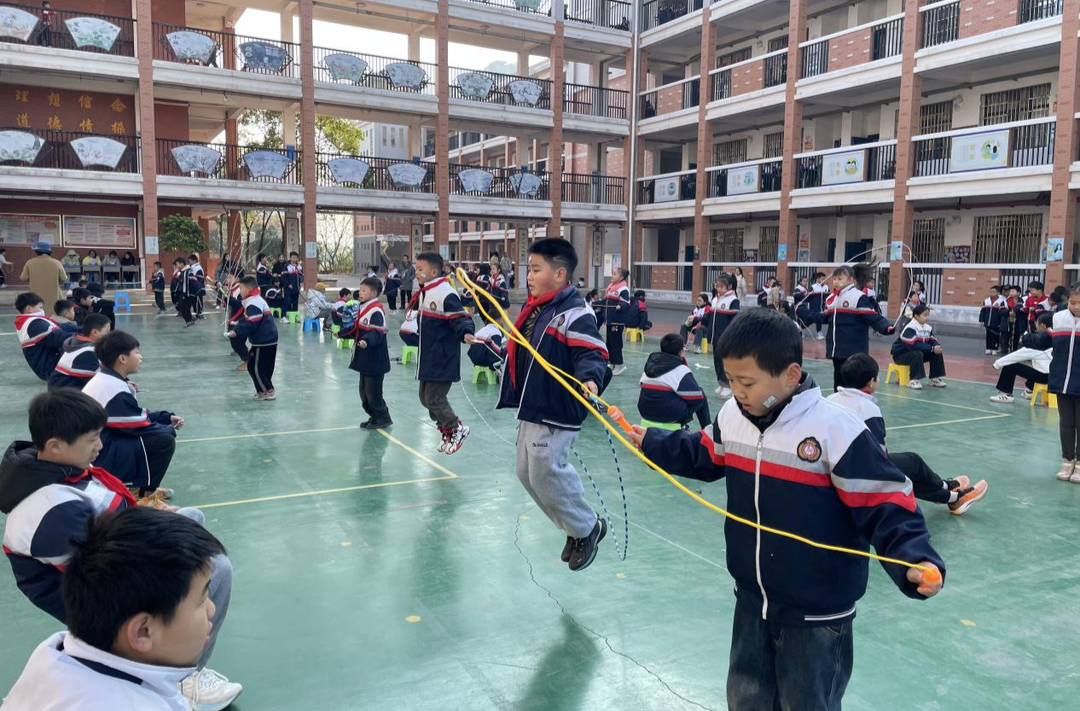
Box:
[1,310,1078,710]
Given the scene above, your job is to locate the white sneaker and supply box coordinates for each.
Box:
[908,380,924,390]
[984,349,993,355]
[1057,459,1075,481]
[1071,469,1080,484]
[444,423,470,455]
[281,317,289,323]
[718,387,732,399]
[989,393,1014,403]
[612,365,626,376]
[1021,388,1033,400]
[929,378,947,388]
[180,668,243,711]
[816,333,825,340]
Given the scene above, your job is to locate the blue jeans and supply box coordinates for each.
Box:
[727,598,853,711]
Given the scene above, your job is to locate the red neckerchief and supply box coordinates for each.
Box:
[14,313,56,330]
[605,281,627,298]
[62,466,138,506]
[507,287,561,388]
[408,277,448,311]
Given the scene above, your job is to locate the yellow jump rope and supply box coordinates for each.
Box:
[454,268,941,585]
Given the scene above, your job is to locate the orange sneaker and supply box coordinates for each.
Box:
[948,479,988,515]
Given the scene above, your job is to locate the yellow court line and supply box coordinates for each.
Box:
[0,331,15,336]
[890,414,1010,431]
[873,390,1004,415]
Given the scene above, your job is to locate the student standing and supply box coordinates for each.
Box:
[602,268,631,375]
[341,277,392,429]
[228,277,279,401]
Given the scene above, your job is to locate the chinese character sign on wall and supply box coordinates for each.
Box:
[0,83,136,135]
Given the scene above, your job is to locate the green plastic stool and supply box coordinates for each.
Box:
[270,307,282,318]
[401,345,418,365]
[287,311,300,324]
[471,365,496,385]
[337,338,355,350]
[640,419,680,431]
[331,324,341,334]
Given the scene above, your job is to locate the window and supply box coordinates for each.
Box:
[768,35,789,52]
[763,132,784,159]
[714,138,748,166]
[973,214,1043,263]
[709,228,744,262]
[758,226,779,262]
[911,218,946,262]
[919,100,953,134]
[716,47,752,69]
[979,83,1051,126]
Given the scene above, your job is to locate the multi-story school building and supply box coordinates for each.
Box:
[2,0,1079,323]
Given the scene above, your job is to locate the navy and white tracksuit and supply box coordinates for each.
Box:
[637,351,711,429]
[709,291,740,387]
[282,263,303,315]
[625,297,651,330]
[891,321,945,381]
[15,313,67,381]
[979,295,1009,352]
[342,298,391,423]
[1026,311,1080,459]
[47,336,99,391]
[232,289,278,394]
[400,309,419,347]
[151,268,166,311]
[256,262,273,288]
[411,277,474,430]
[798,283,894,389]
[468,323,505,370]
[603,281,631,366]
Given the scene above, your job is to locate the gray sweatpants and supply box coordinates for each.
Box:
[419,380,458,429]
[515,421,598,539]
[178,507,233,671]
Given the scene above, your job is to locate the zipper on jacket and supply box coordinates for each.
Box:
[1066,316,1078,394]
[754,434,769,620]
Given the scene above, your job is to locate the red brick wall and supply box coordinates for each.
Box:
[652,265,678,290]
[731,59,764,97]
[826,27,873,72]
[655,83,685,116]
[959,0,1020,40]
[942,267,1000,306]
[154,102,189,141]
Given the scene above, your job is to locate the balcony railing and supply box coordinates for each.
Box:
[564,0,632,30]
[640,0,703,32]
[632,263,693,291]
[460,0,552,14]
[921,0,1061,49]
[0,3,135,56]
[0,127,139,172]
[153,23,299,77]
[1019,0,1062,23]
[637,170,695,205]
[921,2,960,48]
[317,153,436,192]
[562,173,626,204]
[800,15,903,79]
[449,164,550,200]
[795,141,897,188]
[313,46,438,95]
[912,119,1056,177]
[448,66,552,109]
[564,83,629,119]
[706,159,783,197]
[156,138,301,184]
[711,50,787,102]
[639,77,699,119]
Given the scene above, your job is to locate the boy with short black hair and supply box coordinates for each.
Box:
[187,253,206,319]
[52,299,77,327]
[15,292,68,381]
[331,286,352,331]
[1024,280,1048,332]
[979,285,1008,355]
[497,238,610,571]
[255,252,273,288]
[0,391,241,710]
[151,260,167,314]
[638,333,710,429]
[625,289,652,331]
[341,276,392,429]
[411,251,475,454]
[281,251,303,321]
[227,276,279,401]
[83,331,182,498]
[630,308,944,710]
[467,321,506,375]
[71,287,115,329]
[173,258,198,326]
[48,313,110,390]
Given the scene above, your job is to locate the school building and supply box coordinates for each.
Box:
[2,0,1080,323]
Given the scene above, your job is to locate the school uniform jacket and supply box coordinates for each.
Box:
[82,368,176,489]
[231,289,278,347]
[891,321,940,358]
[603,281,631,326]
[400,310,419,347]
[468,323,505,370]
[256,263,273,288]
[491,272,511,308]
[344,298,390,375]
[497,284,609,430]
[826,388,887,451]
[979,295,1008,332]
[15,313,68,381]
[150,268,165,293]
[625,298,651,330]
[264,286,284,309]
[411,277,475,382]
[384,268,401,296]
[47,336,99,390]
[709,291,740,344]
[799,284,894,359]
[642,377,944,627]
[1024,310,1080,396]
[637,351,710,429]
[173,266,199,299]
[0,441,136,621]
[282,263,303,293]
[190,262,206,296]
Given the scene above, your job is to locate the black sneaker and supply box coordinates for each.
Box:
[359,419,373,429]
[560,536,573,563]
[568,518,607,572]
[369,419,393,429]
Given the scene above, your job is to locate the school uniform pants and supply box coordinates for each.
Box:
[229,335,249,363]
[985,327,1000,352]
[418,380,458,429]
[138,431,177,496]
[387,290,398,310]
[284,289,299,314]
[154,290,165,311]
[995,363,1047,394]
[606,322,625,366]
[714,347,731,388]
[893,350,946,381]
[832,357,847,392]
[400,289,412,310]
[195,293,204,316]
[360,373,390,423]
[177,296,196,324]
[515,421,598,539]
[888,451,951,505]
[172,508,232,671]
[679,322,704,347]
[726,596,853,711]
[1058,394,1080,461]
[248,344,277,393]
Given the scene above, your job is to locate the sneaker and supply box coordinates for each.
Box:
[444,423,470,454]
[908,380,924,390]
[1021,388,1033,400]
[816,333,825,340]
[948,479,988,515]
[262,389,276,401]
[235,362,248,372]
[359,419,374,429]
[947,476,971,491]
[180,668,243,711]
[1058,459,1076,481]
[930,378,947,388]
[369,419,393,429]
[989,393,1014,403]
[568,517,607,572]
[184,321,195,328]
[984,349,993,355]
[717,387,732,399]
[281,317,289,323]
[612,365,626,376]
[1071,469,1080,484]
[437,429,450,453]
[560,536,573,563]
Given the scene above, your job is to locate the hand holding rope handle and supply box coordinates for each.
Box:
[454,268,943,593]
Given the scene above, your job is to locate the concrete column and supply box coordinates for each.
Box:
[1046,0,1080,288]
[408,28,421,62]
[777,0,808,289]
[691,12,715,295]
[435,2,450,252]
[408,122,422,160]
[135,0,158,288]
[282,104,298,152]
[517,50,529,76]
[280,9,294,43]
[886,0,925,316]
[299,0,318,277]
[549,23,565,239]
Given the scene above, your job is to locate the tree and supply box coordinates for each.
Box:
[159,214,205,254]
[317,213,354,273]
[237,110,364,154]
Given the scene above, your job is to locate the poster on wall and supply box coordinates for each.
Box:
[949,128,1010,173]
[821,149,866,186]
[889,240,904,261]
[1046,238,1064,263]
[62,216,136,248]
[653,176,681,203]
[602,253,622,277]
[591,230,603,267]
[726,165,760,195]
[0,213,61,246]
[777,243,788,261]
[743,249,758,263]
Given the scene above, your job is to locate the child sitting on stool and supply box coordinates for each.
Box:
[637,333,710,430]
[890,304,946,390]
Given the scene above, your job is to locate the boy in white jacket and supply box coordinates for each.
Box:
[990,312,1053,403]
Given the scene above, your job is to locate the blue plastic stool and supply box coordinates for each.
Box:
[303,317,321,332]
[471,365,497,385]
[401,345,418,365]
[113,291,131,313]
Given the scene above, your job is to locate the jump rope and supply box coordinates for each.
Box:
[455,267,942,586]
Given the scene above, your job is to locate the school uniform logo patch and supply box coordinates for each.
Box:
[796,437,822,464]
[429,302,437,310]
[557,315,566,327]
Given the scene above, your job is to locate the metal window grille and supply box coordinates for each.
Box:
[911,218,946,262]
[714,138,748,166]
[763,132,784,158]
[979,83,1051,126]
[973,214,1043,263]
[919,100,953,134]
[716,47,752,69]
[758,226,779,262]
[710,228,744,262]
[768,35,789,52]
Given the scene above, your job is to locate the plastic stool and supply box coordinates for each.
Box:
[401,345,418,365]
[331,324,341,334]
[113,291,131,313]
[336,338,355,350]
[1031,382,1058,409]
[640,419,680,431]
[287,311,300,324]
[303,317,321,332]
[885,362,910,387]
[271,307,282,318]
[471,365,496,385]
[626,327,645,343]
[700,337,709,355]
